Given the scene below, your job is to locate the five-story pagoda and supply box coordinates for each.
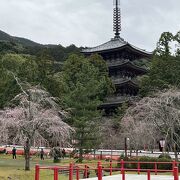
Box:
[82,0,152,114]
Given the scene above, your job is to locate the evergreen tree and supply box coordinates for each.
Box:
[155,32,174,57]
[59,54,113,162]
[0,53,40,107]
[140,31,180,96]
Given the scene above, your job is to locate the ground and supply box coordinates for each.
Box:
[83,174,175,180]
[0,154,178,180]
[0,154,70,180]
[0,154,101,180]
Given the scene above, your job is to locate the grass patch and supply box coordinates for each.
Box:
[0,155,175,179]
[0,154,71,179]
[0,154,104,179]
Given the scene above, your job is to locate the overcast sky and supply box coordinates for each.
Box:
[0,0,180,51]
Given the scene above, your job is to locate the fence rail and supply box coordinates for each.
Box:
[35,160,179,180]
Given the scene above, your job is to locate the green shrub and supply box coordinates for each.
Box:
[53,158,60,163]
[136,156,157,169]
[125,157,139,169]
[116,155,173,170]
[158,154,172,160]
[157,157,172,170]
[117,155,130,168]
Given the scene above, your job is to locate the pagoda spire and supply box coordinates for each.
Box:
[113,0,121,39]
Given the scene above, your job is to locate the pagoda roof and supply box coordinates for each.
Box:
[82,37,152,56]
[100,101,125,108]
[109,60,148,74]
[100,96,140,108]
[113,79,139,88]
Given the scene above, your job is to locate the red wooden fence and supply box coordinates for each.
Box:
[35,160,179,180]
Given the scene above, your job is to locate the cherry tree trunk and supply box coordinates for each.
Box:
[24,138,31,171]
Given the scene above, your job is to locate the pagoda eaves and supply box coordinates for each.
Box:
[113,79,139,88]
[82,37,152,56]
[108,60,148,74]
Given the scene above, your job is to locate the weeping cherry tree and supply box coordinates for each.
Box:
[0,86,73,170]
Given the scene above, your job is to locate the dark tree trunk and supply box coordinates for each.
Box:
[174,144,178,162]
[79,148,83,163]
[93,149,96,160]
[130,147,132,157]
[136,149,138,157]
[78,131,84,163]
[24,138,31,171]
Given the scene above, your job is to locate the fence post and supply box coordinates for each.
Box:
[155,162,157,175]
[121,159,124,174]
[138,162,140,175]
[84,165,87,178]
[122,169,125,180]
[147,170,150,180]
[35,164,40,180]
[173,161,176,168]
[97,161,101,168]
[110,160,112,176]
[174,167,179,180]
[69,162,73,180]
[76,166,79,180]
[173,161,176,175]
[98,165,102,180]
[54,167,58,180]
[96,161,101,178]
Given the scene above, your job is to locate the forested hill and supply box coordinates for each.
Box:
[0,29,81,62]
[0,30,41,47]
[0,30,82,108]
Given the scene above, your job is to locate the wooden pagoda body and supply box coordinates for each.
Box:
[82,0,152,114]
[82,37,152,114]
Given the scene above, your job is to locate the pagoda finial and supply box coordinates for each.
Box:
[113,0,121,39]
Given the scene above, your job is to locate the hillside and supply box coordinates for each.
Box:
[0,30,12,41]
[0,30,42,47]
[0,30,81,62]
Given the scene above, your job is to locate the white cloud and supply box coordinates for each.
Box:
[0,0,179,51]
